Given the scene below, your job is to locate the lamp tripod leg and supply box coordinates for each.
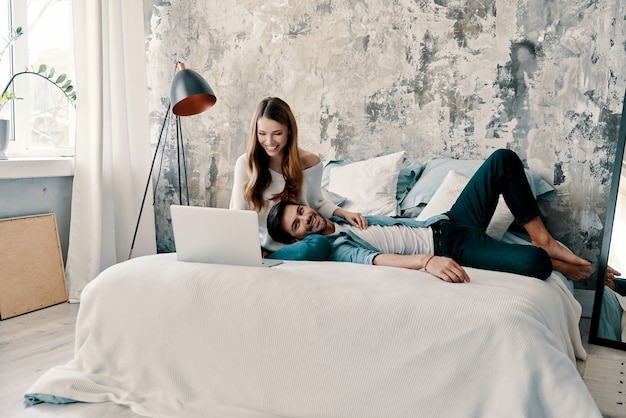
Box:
[128,104,171,259]
[179,119,190,205]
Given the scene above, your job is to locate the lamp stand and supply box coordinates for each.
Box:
[128,106,190,259]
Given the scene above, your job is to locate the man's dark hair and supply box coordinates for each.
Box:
[267,200,298,244]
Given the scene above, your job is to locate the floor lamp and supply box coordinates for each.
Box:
[129,62,217,259]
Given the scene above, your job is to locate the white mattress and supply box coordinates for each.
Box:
[26,254,601,417]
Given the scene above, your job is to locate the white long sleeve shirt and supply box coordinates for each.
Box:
[230,153,339,252]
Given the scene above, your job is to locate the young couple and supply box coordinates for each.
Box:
[232,96,591,282]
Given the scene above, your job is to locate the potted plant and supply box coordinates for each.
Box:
[0,26,76,159]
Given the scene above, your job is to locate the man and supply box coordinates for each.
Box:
[267,149,592,283]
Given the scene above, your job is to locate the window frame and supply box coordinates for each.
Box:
[1,0,75,158]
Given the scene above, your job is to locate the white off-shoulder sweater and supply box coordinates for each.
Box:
[230,153,339,252]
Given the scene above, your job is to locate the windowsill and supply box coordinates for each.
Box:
[0,156,74,179]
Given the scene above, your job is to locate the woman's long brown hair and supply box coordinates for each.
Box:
[244,97,303,211]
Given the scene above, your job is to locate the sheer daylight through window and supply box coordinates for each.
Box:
[0,0,75,157]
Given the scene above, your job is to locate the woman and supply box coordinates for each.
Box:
[230,97,366,258]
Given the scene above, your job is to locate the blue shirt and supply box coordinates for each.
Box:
[324,214,449,265]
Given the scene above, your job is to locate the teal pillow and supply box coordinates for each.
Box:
[399,156,555,211]
[524,170,556,202]
[399,157,482,210]
[396,160,425,202]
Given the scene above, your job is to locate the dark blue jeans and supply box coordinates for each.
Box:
[437,149,553,280]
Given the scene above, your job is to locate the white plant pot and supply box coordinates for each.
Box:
[0,119,9,159]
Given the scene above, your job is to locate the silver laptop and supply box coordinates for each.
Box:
[170,205,283,267]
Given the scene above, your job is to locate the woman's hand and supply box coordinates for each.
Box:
[606,265,621,290]
[335,209,368,229]
[606,265,621,280]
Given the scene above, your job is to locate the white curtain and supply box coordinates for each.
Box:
[66,1,156,302]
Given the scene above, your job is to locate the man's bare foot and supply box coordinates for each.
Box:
[532,237,590,267]
[552,259,593,281]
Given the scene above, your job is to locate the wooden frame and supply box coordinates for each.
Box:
[0,213,68,320]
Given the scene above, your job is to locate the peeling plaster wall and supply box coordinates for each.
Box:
[144,0,625,288]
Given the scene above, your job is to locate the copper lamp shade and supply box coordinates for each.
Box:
[170,62,217,116]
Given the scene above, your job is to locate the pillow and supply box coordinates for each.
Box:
[525,170,555,201]
[322,160,348,189]
[400,157,483,210]
[398,203,426,218]
[396,160,425,202]
[416,170,515,240]
[322,188,347,206]
[328,151,405,216]
[323,158,424,204]
[400,156,555,211]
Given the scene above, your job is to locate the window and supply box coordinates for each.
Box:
[0,0,75,157]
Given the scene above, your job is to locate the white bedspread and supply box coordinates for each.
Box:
[26,254,601,417]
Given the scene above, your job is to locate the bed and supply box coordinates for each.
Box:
[24,151,602,417]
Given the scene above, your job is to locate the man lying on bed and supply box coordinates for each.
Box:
[266,148,591,283]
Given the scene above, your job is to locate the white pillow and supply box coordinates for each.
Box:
[328,151,405,216]
[416,170,515,240]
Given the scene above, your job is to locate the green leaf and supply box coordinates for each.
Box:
[0,92,16,107]
[0,62,77,109]
[15,27,22,35]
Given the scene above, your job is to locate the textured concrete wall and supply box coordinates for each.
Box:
[144,0,625,287]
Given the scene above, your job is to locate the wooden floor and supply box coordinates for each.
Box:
[578,319,626,418]
[1,302,626,418]
[0,303,141,417]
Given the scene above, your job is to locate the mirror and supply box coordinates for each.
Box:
[589,90,626,350]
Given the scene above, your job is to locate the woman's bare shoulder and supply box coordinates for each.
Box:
[299,149,321,169]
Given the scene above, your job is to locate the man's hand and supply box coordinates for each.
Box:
[424,256,471,283]
[372,253,470,283]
